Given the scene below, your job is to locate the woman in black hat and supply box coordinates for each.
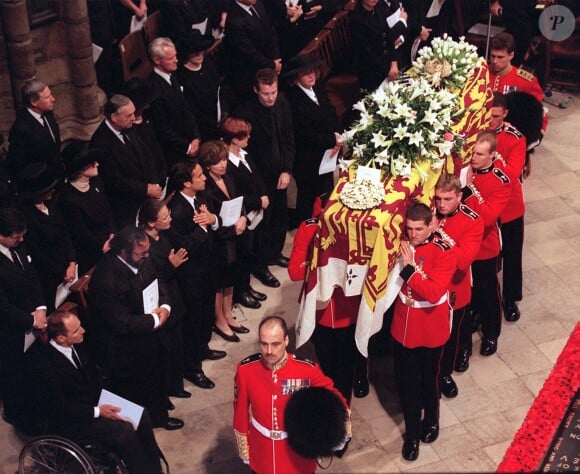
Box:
[284,53,341,225]
[59,142,116,274]
[177,30,228,141]
[18,162,77,312]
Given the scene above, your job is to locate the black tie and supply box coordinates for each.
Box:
[170,74,182,95]
[41,114,56,142]
[121,130,131,144]
[249,6,260,19]
[10,248,24,270]
[71,347,82,369]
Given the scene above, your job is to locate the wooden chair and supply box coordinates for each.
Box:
[69,266,95,322]
[543,16,580,89]
[118,30,153,82]
[143,10,161,44]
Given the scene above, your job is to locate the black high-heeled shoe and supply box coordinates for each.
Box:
[229,324,250,334]
[213,325,240,342]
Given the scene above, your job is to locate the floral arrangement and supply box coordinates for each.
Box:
[340,77,463,181]
[413,34,481,90]
[339,179,385,210]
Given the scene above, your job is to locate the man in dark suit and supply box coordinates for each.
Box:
[168,160,225,390]
[0,208,47,430]
[7,79,63,179]
[235,68,294,288]
[28,310,163,473]
[88,226,184,431]
[90,94,165,228]
[224,0,282,98]
[148,37,201,167]
[284,54,341,224]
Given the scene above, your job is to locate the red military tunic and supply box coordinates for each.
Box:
[462,158,512,260]
[437,204,484,309]
[496,123,526,224]
[391,234,457,349]
[489,66,543,101]
[288,218,359,328]
[233,353,348,474]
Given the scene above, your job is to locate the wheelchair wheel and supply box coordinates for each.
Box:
[19,435,96,473]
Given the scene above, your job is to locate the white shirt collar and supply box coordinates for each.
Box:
[116,254,139,274]
[235,1,253,14]
[0,243,12,261]
[49,339,76,367]
[297,84,319,105]
[27,108,45,125]
[180,191,197,209]
[228,149,248,167]
[154,67,172,86]
[105,119,125,143]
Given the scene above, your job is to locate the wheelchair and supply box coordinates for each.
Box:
[18,434,129,474]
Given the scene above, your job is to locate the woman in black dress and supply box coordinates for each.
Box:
[199,140,250,342]
[59,142,116,274]
[18,163,77,312]
[139,199,191,400]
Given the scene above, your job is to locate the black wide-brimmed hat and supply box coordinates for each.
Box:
[284,387,348,459]
[123,77,160,114]
[62,141,104,178]
[281,53,324,80]
[18,162,58,199]
[179,30,215,58]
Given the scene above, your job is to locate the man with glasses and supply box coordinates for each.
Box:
[0,208,47,431]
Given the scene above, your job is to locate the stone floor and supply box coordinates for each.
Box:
[1,90,579,473]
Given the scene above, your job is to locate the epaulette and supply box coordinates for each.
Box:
[435,228,455,247]
[459,204,478,220]
[305,218,319,226]
[292,354,316,366]
[502,122,524,139]
[493,168,510,184]
[433,237,454,251]
[240,353,262,365]
[493,152,507,167]
[516,67,535,82]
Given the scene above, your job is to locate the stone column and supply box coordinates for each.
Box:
[62,0,100,123]
[0,0,35,109]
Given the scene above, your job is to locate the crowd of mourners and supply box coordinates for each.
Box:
[0,0,556,472]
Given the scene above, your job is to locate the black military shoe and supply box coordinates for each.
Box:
[252,269,281,288]
[440,375,458,398]
[248,286,267,301]
[480,337,498,356]
[402,439,419,461]
[234,290,261,309]
[454,349,470,372]
[353,377,369,398]
[420,423,439,443]
[504,302,521,322]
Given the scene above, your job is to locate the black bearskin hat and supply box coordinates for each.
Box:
[505,91,543,145]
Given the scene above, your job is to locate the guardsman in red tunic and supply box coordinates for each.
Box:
[462,132,512,357]
[434,174,483,395]
[391,203,457,462]
[491,93,527,323]
[288,212,362,405]
[488,32,543,101]
[233,316,349,474]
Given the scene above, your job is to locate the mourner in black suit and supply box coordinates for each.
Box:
[167,160,224,390]
[177,31,229,141]
[234,68,295,287]
[17,163,77,313]
[148,37,201,166]
[220,116,269,309]
[351,0,407,90]
[90,95,165,228]
[28,310,163,474]
[7,79,63,179]
[199,141,251,341]
[0,208,47,430]
[59,143,116,274]
[88,226,184,431]
[284,54,341,224]
[224,0,282,98]
[138,199,192,401]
